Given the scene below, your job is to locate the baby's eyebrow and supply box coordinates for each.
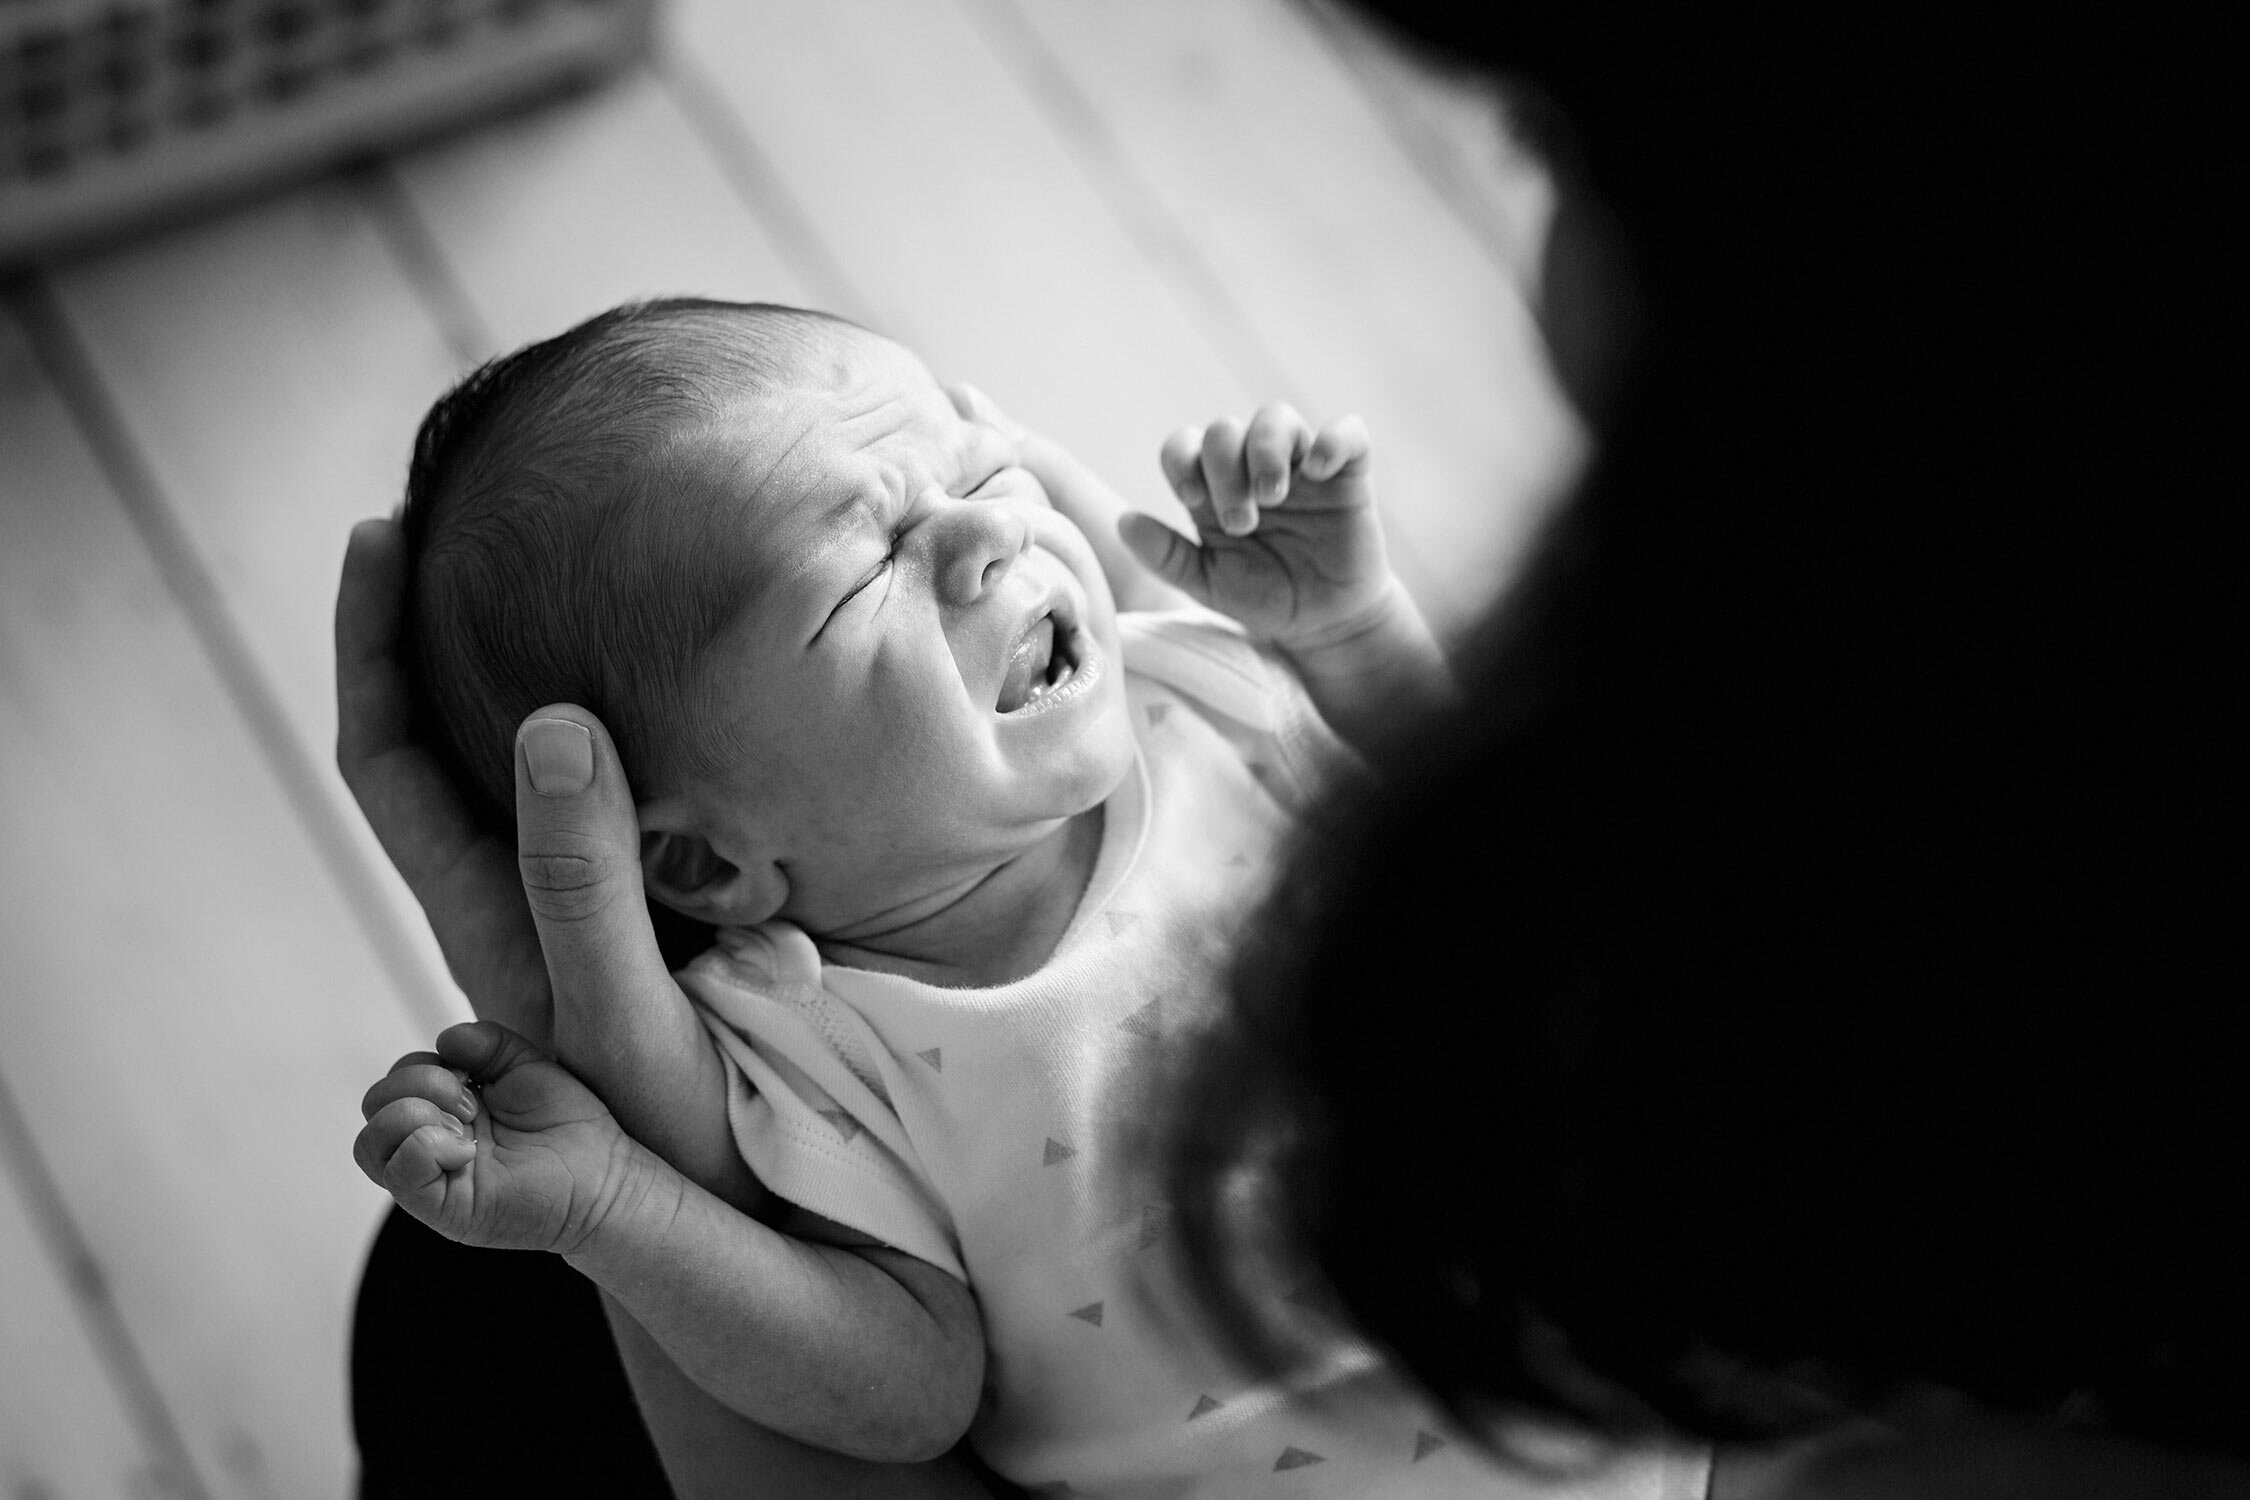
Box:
[812,486,889,540]
[746,484,886,602]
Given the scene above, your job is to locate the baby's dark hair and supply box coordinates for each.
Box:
[400,297,858,831]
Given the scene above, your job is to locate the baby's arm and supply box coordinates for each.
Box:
[356,1021,985,1462]
[1135,406,1454,753]
[567,1139,984,1462]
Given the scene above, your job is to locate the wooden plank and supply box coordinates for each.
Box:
[0,1093,172,1500]
[0,305,425,1499]
[41,183,476,1040]
[669,0,1254,530]
[386,63,818,358]
[971,0,1584,628]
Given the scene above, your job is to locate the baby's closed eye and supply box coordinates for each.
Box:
[832,537,899,615]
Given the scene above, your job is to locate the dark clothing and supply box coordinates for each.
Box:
[352,1207,673,1499]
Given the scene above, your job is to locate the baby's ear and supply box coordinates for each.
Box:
[638,818,785,928]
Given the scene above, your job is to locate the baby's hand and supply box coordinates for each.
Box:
[1129,406,1397,652]
[354,1020,641,1256]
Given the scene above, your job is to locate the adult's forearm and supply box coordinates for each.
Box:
[564,1146,984,1461]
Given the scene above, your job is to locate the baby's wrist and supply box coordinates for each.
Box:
[558,1133,686,1273]
[1278,578,1429,670]
[1278,582,1455,749]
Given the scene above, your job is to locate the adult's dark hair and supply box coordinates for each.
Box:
[401,297,855,833]
[1170,6,2240,1458]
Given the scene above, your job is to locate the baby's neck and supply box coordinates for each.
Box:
[811,806,1106,988]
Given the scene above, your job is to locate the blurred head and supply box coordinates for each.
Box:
[1168,1,2240,1472]
[404,301,1132,935]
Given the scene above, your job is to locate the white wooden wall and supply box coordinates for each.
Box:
[0,3,1566,1494]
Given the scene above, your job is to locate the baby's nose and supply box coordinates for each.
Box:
[935,498,1031,605]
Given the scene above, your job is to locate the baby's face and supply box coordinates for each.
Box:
[657,329,1134,933]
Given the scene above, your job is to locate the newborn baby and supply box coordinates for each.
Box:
[357,298,1703,1499]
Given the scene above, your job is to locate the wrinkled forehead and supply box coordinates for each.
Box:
[656,330,1001,597]
[688,330,974,510]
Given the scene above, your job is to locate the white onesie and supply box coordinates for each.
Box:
[683,609,1708,1500]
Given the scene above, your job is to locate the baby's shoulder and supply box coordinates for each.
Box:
[680,920,826,998]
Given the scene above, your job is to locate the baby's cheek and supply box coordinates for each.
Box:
[1082,672,1138,786]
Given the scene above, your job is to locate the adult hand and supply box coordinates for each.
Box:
[490,707,998,1497]
[947,383,1194,616]
[338,516,748,1203]
[335,518,1003,1499]
[335,518,553,1049]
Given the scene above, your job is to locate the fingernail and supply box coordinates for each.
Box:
[447,1115,473,1142]
[455,1088,477,1122]
[522,719,592,795]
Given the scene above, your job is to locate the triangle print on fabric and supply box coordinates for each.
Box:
[1043,1137,1077,1166]
[1187,1393,1224,1421]
[1413,1430,1449,1462]
[1137,1203,1167,1250]
[916,1047,943,1072]
[817,1109,862,1143]
[1068,1302,1104,1327]
[1118,998,1161,1039]
[1273,1447,1325,1471]
[1145,701,1171,729]
[1104,910,1140,939]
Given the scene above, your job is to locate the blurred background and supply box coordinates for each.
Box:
[0,1,1568,1493]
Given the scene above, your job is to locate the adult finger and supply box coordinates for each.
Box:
[1018,429,1120,534]
[944,382,1027,442]
[1200,417,1256,537]
[506,716,678,1048]
[1000,430,1193,618]
[360,1059,479,1127]
[334,519,410,766]
[335,520,553,1044]
[1243,404,1309,509]
[334,519,482,879]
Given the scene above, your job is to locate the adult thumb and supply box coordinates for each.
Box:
[512,707,674,1028]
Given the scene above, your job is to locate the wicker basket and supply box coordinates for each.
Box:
[1,0,657,264]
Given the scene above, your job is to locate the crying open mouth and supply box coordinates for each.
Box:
[996,614,1077,713]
